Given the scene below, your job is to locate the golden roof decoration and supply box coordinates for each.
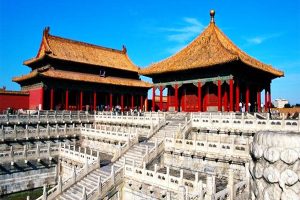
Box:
[13,68,152,88]
[24,27,139,72]
[140,10,284,77]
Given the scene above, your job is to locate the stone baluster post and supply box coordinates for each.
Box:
[72,123,75,133]
[166,166,170,182]
[180,169,184,186]
[194,172,199,186]
[13,124,17,139]
[23,145,28,163]
[72,166,76,183]
[0,125,4,141]
[57,175,62,192]
[36,124,40,138]
[82,186,87,200]
[36,144,40,162]
[227,169,234,200]
[55,124,58,137]
[37,110,40,123]
[178,186,186,200]
[10,146,14,165]
[154,164,158,174]
[166,191,171,200]
[205,175,216,200]
[25,124,28,139]
[97,176,102,194]
[84,155,89,173]
[198,180,204,200]
[111,165,115,185]
[46,124,50,137]
[42,184,47,200]
[48,143,52,159]
[97,151,101,167]
[64,124,67,135]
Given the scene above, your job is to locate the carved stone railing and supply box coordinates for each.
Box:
[192,114,300,132]
[124,164,205,195]
[142,139,164,164]
[146,117,166,138]
[165,137,250,160]
[94,113,162,127]
[59,144,98,164]
[111,136,138,163]
[0,144,59,164]
[81,127,135,142]
[177,118,192,139]
[94,124,150,136]
[87,166,124,199]
[0,125,80,141]
[37,157,100,200]
[0,110,94,125]
[214,180,247,200]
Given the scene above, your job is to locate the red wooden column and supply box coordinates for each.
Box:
[245,85,250,112]
[131,94,134,109]
[159,86,163,111]
[80,91,83,110]
[203,87,208,112]
[121,94,124,111]
[140,95,144,111]
[152,87,155,111]
[229,79,234,111]
[218,80,222,111]
[145,97,148,112]
[174,84,178,112]
[65,89,69,110]
[93,91,97,111]
[166,88,169,111]
[268,84,271,109]
[182,88,186,112]
[265,87,268,112]
[224,87,228,112]
[235,81,240,112]
[257,88,261,112]
[197,82,202,112]
[50,88,54,110]
[40,88,44,110]
[110,93,113,110]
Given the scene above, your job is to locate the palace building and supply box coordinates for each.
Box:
[12,28,151,111]
[140,10,284,112]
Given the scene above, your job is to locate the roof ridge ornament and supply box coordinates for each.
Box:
[44,26,50,36]
[210,10,215,23]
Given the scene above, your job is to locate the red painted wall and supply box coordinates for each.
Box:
[0,93,29,111]
[28,87,44,110]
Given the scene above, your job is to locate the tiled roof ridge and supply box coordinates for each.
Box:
[46,34,126,55]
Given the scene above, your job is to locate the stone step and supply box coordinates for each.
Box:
[125,151,144,158]
[64,189,81,200]
[94,168,111,177]
[58,196,70,200]
[83,176,98,185]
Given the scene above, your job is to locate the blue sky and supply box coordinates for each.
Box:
[0,0,299,104]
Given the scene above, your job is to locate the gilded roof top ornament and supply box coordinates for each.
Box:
[210,10,215,23]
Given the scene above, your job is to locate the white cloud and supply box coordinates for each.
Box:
[246,33,283,45]
[159,17,204,54]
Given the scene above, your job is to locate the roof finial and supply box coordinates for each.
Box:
[44,26,50,36]
[210,10,215,23]
[122,45,127,53]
